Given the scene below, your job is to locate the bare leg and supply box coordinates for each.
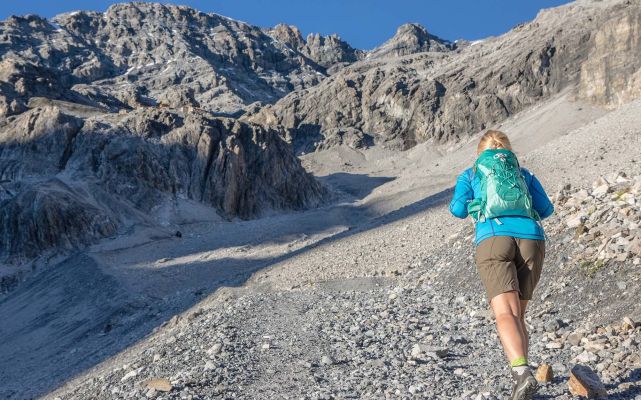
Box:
[491,291,527,362]
[520,300,529,357]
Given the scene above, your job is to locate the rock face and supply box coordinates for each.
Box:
[0,106,328,261]
[266,24,365,69]
[0,3,335,118]
[248,0,641,152]
[578,6,641,107]
[0,179,119,260]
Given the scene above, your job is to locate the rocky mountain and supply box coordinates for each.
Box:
[0,2,481,263]
[0,2,354,263]
[248,0,641,152]
[0,2,344,118]
[0,105,328,261]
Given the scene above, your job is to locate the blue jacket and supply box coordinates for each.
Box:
[449,167,554,245]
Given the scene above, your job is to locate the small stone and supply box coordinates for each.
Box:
[152,353,162,362]
[566,215,585,228]
[567,332,584,346]
[144,378,173,392]
[622,317,635,329]
[535,364,554,383]
[576,351,599,363]
[321,355,334,365]
[592,177,610,194]
[544,319,561,333]
[546,342,563,349]
[207,343,222,356]
[616,252,629,262]
[261,343,270,350]
[568,364,607,398]
[120,370,137,382]
[630,237,641,256]
[411,343,448,359]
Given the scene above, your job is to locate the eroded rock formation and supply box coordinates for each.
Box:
[0,106,328,260]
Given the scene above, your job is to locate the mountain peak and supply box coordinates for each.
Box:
[369,22,452,59]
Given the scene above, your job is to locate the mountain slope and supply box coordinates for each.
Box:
[247,0,641,152]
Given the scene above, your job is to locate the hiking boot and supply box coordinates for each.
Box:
[511,368,538,400]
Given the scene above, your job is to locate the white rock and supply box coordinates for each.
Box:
[121,370,138,382]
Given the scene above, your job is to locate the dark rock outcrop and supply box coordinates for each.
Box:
[0,179,119,260]
[0,106,328,261]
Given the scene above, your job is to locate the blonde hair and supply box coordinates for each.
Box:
[477,130,512,155]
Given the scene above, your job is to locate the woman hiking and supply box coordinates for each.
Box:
[449,130,554,400]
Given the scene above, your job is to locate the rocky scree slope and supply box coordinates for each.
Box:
[0,105,327,264]
[0,2,361,118]
[248,0,641,152]
[50,174,641,400]
[39,96,641,400]
[45,101,641,399]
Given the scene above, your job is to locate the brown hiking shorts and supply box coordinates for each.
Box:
[475,236,545,301]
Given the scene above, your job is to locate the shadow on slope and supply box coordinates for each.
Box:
[318,173,395,199]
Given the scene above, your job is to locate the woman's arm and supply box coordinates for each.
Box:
[524,169,554,219]
[449,170,474,219]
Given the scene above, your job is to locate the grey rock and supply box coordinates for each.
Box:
[249,1,641,152]
[367,23,453,59]
[265,24,365,70]
[320,355,334,365]
[0,106,328,261]
[0,3,335,118]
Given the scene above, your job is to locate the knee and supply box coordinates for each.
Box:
[494,310,520,321]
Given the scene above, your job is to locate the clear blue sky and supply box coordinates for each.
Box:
[1,0,573,50]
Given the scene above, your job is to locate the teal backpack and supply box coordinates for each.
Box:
[467,149,540,222]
